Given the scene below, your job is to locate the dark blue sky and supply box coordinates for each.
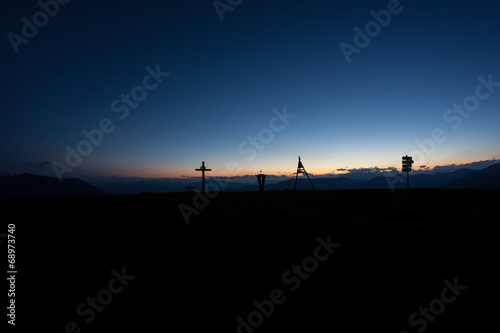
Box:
[1,0,499,179]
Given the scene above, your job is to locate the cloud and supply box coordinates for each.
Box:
[346,166,398,175]
[430,159,499,173]
[321,166,400,180]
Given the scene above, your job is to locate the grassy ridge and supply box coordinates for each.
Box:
[2,189,499,332]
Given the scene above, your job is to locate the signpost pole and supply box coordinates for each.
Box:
[402,155,413,191]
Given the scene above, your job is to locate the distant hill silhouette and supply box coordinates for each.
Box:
[99,179,245,194]
[91,163,500,193]
[438,163,500,189]
[364,168,477,189]
[100,180,187,194]
[4,163,498,196]
[0,173,107,197]
[241,163,500,191]
[239,177,366,191]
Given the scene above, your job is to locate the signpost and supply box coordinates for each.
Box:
[195,161,212,193]
[402,155,414,190]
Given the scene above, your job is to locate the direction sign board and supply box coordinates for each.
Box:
[402,155,414,172]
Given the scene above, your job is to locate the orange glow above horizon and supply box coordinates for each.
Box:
[86,155,500,179]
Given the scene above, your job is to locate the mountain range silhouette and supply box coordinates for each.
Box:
[1,163,499,197]
[0,173,107,197]
[240,163,500,191]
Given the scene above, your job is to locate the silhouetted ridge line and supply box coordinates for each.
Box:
[0,173,107,197]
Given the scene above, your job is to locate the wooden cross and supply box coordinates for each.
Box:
[195,161,212,193]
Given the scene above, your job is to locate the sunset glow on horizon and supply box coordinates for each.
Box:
[1,1,499,180]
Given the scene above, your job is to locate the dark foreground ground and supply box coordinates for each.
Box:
[2,189,500,332]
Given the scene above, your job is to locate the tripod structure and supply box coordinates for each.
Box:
[294,156,316,190]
